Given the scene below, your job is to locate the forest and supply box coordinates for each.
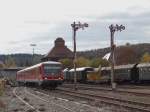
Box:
[0,43,150,68]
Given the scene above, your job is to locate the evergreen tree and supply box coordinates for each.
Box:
[4,56,16,68]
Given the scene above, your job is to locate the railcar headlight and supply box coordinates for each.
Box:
[44,77,47,79]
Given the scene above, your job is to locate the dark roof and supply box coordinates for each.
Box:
[42,37,73,61]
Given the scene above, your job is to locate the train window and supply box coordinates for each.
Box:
[44,64,62,75]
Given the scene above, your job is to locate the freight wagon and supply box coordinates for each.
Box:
[64,67,94,83]
[63,63,150,84]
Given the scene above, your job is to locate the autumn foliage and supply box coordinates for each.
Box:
[140,52,150,63]
[115,46,137,65]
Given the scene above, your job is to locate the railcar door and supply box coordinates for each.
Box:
[81,71,86,82]
[130,65,139,83]
[84,68,94,82]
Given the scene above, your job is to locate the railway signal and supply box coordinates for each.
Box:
[71,22,88,90]
[109,24,125,90]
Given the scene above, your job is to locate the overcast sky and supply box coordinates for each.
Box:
[0,0,150,54]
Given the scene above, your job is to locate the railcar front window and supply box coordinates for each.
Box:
[44,64,61,75]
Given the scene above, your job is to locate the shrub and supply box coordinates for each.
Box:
[0,79,5,96]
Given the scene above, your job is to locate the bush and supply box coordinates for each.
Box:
[0,79,6,96]
[90,58,109,68]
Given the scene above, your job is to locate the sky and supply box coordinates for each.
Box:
[0,0,150,54]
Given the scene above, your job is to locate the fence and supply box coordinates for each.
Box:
[0,68,23,86]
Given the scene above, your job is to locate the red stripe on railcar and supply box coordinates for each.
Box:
[42,72,64,80]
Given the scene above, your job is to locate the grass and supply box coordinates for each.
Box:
[0,79,5,96]
[0,88,3,96]
[0,80,6,109]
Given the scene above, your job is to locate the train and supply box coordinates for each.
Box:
[63,63,150,84]
[17,61,64,89]
[64,67,94,82]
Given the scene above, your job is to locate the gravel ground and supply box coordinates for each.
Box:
[2,85,144,112]
[27,87,110,112]
[0,86,29,112]
[0,86,114,112]
[60,84,150,104]
[72,88,150,105]
[34,88,131,112]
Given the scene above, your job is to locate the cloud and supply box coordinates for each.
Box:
[11,11,150,54]
[0,0,150,54]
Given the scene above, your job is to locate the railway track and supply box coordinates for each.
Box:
[31,88,103,112]
[61,84,150,97]
[14,85,150,112]
[13,87,75,112]
[57,87,150,112]
[14,87,102,112]
[13,87,40,112]
[25,88,76,112]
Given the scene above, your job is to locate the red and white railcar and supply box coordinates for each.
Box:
[17,61,64,88]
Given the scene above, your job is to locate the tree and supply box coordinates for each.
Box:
[0,61,4,68]
[89,58,109,68]
[115,46,137,65]
[126,42,130,46]
[76,57,90,67]
[4,56,16,68]
[141,52,150,63]
[25,60,32,67]
[59,58,73,69]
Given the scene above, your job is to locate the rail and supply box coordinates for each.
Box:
[57,87,150,112]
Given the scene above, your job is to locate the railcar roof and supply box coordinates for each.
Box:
[137,63,150,67]
[101,64,135,70]
[94,68,100,71]
[114,64,135,69]
[41,61,61,65]
[63,68,69,72]
[17,61,61,73]
[69,67,93,72]
[101,67,111,70]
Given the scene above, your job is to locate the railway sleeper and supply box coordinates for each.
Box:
[57,88,150,112]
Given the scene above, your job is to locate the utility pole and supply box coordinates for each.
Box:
[30,44,36,65]
[71,22,88,90]
[109,24,125,90]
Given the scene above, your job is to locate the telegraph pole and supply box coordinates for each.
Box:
[30,44,36,65]
[109,24,125,90]
[71,22,88,90]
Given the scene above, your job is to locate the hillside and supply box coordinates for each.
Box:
[77,43,150,65]
[0,54,43,67]
[0,43,150,67]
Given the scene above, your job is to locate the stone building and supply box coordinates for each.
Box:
[41,37,74,61]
